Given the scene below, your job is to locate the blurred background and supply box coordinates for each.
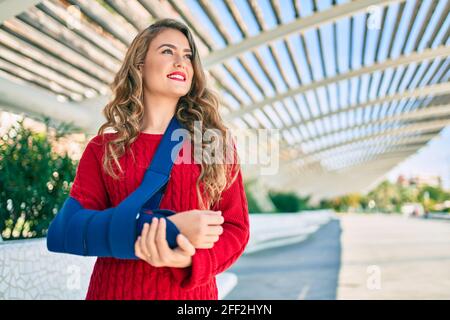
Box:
[0,0,449,300]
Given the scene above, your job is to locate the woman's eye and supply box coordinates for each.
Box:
[162,49,192,60]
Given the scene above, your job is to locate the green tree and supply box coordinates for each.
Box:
[319,198,333,209]
[367,180,400,213]
[243,180,263,213]
[419,186,449,203]
[0,121,77,240]
[319,178,450,214]
[268,190,311,213]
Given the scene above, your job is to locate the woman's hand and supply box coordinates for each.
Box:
[167,209,224,249]
[135,218,195,268]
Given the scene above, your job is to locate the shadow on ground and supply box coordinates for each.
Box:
[225,219,342,300]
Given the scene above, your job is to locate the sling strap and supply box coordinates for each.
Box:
[47,115,188,259]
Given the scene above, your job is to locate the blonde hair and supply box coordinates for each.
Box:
[98,18,240,209]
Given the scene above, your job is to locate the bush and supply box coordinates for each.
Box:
[243,181,263,213]
[268,190,311,213]
[0,121,78,240]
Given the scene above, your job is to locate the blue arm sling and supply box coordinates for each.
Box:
[46,116,188,259]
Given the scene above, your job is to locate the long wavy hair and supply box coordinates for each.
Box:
[97,18,240,210]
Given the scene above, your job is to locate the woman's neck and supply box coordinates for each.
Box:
[141,94,178,134]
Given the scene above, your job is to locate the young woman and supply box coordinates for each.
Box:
[69,18,249,300]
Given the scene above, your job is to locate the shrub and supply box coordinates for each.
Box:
[243,180,263,213]
[0,121,77,240]
[268,190,311,213]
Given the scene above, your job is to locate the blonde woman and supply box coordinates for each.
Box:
[69,18,249,299]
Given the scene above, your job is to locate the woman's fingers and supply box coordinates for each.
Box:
[206,235,220,243]
[155,218,173,262]
[139,223,151,260]
[206,226,223,236]
[147,218,160,262]
[204,213,224,225]
[134,236,145,260]
[176,234,196,256]
[190,235,219,249]
[196,242,214,249]
[138,218,198,267]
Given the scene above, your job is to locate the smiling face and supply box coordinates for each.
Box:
[141,28,194,99]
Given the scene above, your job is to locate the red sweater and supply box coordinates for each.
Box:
[69,132,249,300]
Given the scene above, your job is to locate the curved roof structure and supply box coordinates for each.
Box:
[0,0,449,199]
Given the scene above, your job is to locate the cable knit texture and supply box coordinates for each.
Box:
[69,132,250,300]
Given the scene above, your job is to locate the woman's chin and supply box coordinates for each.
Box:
[168,89,189,98]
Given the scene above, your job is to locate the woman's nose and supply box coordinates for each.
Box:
[174,54,184,67]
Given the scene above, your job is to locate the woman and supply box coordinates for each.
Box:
[69,18,249,300]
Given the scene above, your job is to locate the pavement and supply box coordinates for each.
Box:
[225,219,342,300]
[337,213,450,299]
[225,214,450,300]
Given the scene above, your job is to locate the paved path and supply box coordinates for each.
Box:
[337,214,450,299]
[225,214,450,299]
[225,219,342,300]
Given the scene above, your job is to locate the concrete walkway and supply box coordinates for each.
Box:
[225,219,342,300]
[337,213,450,299]
[225,213,450,300]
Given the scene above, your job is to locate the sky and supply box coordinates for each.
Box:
[387,126,450,190]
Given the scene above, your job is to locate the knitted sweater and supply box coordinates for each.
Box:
[69,132,250,300]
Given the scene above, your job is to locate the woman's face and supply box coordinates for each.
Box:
[141,28,194,99]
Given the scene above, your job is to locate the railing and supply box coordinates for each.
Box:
[427,212,450,220]
[245,210,334,254]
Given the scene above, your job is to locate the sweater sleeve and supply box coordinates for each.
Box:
[70,136,110,211]
[171,165,250,290]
